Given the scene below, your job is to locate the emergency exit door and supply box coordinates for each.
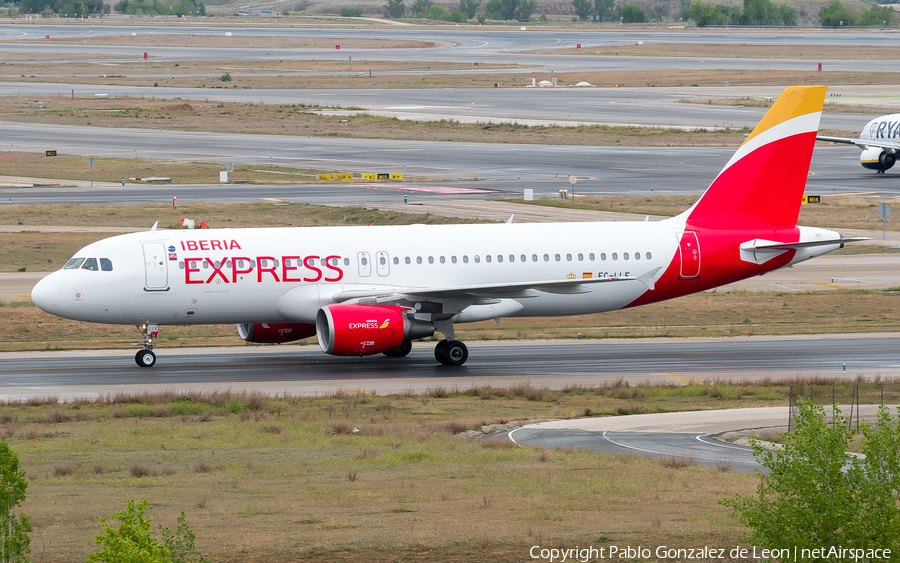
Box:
[678,232,700,279]
[142,242,169,290]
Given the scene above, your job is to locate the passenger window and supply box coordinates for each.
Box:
[646,252,652,260]
[440,256,446,264]
[100,258,113,271]
[566,253,572,261]
[215,260,221,268]
[405,257,411,265]
[589,253,595,261]
[285,259,292,267]
[361,257,368,266]
[417,257,422,264]
[497,255,503,263]
[179,261,184,270]
[331,258,338,266]
[577,253,583,261]
[343,258,350,266]
[64,258,85,270]
[532,254,538,262]
[486,255,492,263]
[81,258,99,271]
[543,254,549,262]
[612,253,618,260]
[474,256,480,263]
[393,257,399,265]
[320,258,326,266]
[634,252,640,261]
[520,254,526,262]
[624,253,629,260]
[428,256,434,264]
[451,256,457,264]
[601,253,607,261]
[510,255,516,263]
[379,256,386,265]
[463,256,469,264]
[555,254,561,262]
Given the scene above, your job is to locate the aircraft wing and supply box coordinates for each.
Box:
[332,267,661,302]
[817,135,900,153]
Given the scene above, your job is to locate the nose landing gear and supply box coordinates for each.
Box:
[135,323,159,368]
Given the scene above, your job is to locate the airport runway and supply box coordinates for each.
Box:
[0,335,897,400]
[1,121,897,197]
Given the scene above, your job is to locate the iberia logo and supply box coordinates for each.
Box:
[379,319,390,329]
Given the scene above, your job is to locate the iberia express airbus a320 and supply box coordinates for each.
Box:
[31,85,863,368]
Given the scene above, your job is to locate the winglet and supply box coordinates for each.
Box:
[150,221,158,231]
[506,215,515,224]
[683,85,827,228]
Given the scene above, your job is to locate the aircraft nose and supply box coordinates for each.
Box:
[31,273,60,315]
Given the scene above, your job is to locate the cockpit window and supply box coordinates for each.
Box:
[81,258,99,271]
[100,258,113,272]
[64,258,85,270]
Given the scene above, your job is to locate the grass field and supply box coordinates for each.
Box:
[4,380,896,562]
[518,43,900,61]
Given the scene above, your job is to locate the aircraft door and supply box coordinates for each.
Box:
[142,242,169,290]
[678,232,700,279]
[358,252,371,277]
[376,251,390,277]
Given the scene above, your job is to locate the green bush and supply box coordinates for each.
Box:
[339,5,363,16]
[0,440,30,563]
[722,400,900,555]
[219,72,231,82]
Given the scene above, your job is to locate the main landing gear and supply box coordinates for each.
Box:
[135,323,159,368]
[383,339,413,358]
[434,340,468,366]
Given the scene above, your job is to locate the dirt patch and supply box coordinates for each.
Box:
[161,103,194,111]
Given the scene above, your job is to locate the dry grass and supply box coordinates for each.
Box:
[0,383,825,562]
[0,96,754,148]
[660,454,698,469]
[501,194,900,232]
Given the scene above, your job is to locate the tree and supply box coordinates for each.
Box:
[572,0,593,20]
[339,5,363,16]
[459,0,480,17]
[384,0,405,17]
[776,4,796,25]
[721,400,900,555]
[515,0,535,20]
[619,2,645,21]
[593,0,614,21]
[819,0,851,26]
[425,3,446,18]
[856,4,897,25]
[689,0,721,25]
[742,0,773,23]
[410,0,430,15]
[0,440,30,563]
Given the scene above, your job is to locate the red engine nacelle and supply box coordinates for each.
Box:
[316,304,434,356]
[237,322,317,344]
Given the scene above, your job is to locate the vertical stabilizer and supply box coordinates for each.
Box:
[682,85,827,228]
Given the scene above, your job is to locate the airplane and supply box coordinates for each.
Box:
[30,85,866,368]
[817,113,900,174]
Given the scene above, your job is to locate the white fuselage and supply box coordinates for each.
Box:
[34,221,682,325]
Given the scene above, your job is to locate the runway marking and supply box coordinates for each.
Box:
[508,427,522,446]
[602,431,726,462]
[822,192,876,197]
[355,183,499,194]
[695,433,754,452]
[654,373,705,385]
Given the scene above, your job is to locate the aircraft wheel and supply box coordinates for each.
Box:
[135,350,156,368]
[434,340,450,364]
[383,340,413,358]
[442,341,468,367]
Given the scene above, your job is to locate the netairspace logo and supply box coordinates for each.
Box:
[528,545,892,562]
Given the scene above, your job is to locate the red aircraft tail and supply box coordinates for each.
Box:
[683,85,827,228]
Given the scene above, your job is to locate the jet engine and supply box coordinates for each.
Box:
[316,304,434,356]
[861,147,896,172]
[237,322,317,344]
